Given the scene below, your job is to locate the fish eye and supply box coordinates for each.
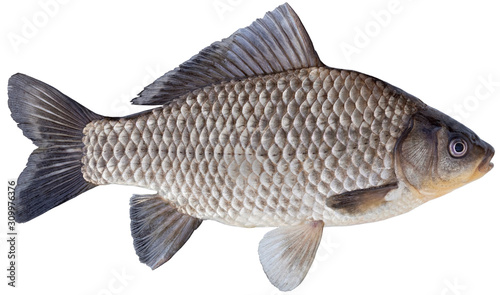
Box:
[449,137,468,158]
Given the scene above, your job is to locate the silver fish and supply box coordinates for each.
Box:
[8,3,494,291]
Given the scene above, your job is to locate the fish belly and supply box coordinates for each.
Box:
[82,67,420,227]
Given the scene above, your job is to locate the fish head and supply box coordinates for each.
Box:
[395,107,494,200]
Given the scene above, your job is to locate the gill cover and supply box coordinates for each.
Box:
[396,112,441,193]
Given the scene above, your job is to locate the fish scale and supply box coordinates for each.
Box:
[82,67,419,226]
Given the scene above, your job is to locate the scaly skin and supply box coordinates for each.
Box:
[82,67,425,227]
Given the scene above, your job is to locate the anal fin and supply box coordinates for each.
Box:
[258,221,324,291]
[130,194,202,269]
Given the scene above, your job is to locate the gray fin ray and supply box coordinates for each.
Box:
[326,183,398,213]
[258,221,324,291]
[132,3,323,105]
[130,194,202,269]
[8,73,102,223]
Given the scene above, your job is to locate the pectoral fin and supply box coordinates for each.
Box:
[130,194,202,269]
[326,183,398,213]
[258,221,324,291]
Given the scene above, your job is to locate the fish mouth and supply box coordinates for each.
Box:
[478,145,495,173]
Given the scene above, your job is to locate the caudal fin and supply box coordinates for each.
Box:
[8,73,103,223]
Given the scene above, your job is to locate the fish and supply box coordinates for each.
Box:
[7,3,494,292]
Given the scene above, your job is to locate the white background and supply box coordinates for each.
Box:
[1,0,499,294]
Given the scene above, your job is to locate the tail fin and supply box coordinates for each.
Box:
[8,73,103,223]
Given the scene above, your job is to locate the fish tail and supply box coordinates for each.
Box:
[8,73,103,223]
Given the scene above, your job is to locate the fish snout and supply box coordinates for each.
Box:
[478,141,494,173]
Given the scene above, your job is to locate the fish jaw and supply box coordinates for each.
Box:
[477,142,494,174]
[471,141,494,180]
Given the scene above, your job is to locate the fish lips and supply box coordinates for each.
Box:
[478,143,495,174]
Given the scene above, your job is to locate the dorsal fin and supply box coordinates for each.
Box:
[132,3,324,105]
